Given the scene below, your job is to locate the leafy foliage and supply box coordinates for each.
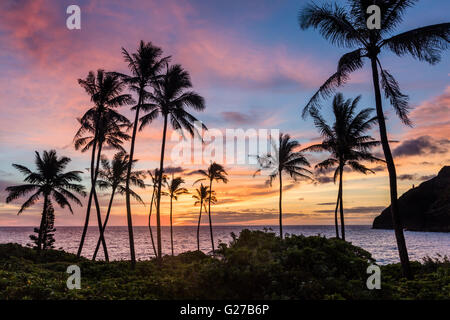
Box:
[1,231,448,300]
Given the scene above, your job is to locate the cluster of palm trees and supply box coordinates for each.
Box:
[254,94,382,242]
[145,163,227,257]
[4,41,209,264]
[3,1,449,280]
[5,94,383,262]
[71,41,208,266]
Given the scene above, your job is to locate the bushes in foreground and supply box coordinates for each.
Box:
[0,230,448,300]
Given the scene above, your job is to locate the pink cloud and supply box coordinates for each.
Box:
[173,29,328,89]
[406,86,450,139]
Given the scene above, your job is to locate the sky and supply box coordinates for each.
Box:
[0,0,448,227]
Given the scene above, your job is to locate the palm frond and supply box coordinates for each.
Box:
[382,23,450,64]
[378,66,411,126]
[5,184,40,203]
[17,191,41,214]
[302,49,364,117]
[299,2,365,48]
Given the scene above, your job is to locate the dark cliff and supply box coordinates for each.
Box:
[372,166,450,232]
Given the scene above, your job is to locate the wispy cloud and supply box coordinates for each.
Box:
[314,206,385,214]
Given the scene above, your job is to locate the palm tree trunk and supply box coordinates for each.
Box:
[197,200,203,251]
[37,194,49,252]
[170,196,174,256]
[279,170,283,239]
[125,100,142,267]
[370,57,412,279]
[334,190,340,239]
[208,179,215,256]
[93,187,116,260]
[156,114,169,259]
[339,165,345,241]
[92,142,109,262]
[148,188,157,258]
[77,137,98,258]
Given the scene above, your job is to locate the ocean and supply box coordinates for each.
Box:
[0,225,448,264]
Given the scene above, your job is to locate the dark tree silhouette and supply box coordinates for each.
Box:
[5,150,86,251]
[29,203,56,250]
[195,162,228,255]
[115,41,169,266]
[299,0,449,279]
[162,175,189,256]
[92,152,145,260]
[75,69,132,261]
[139,63,207,259]
[303,93,384,240]
[255,134,312,239]
[192,184,216,251]
[146,169,167,258]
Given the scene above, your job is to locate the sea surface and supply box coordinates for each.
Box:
[0,225,449,264]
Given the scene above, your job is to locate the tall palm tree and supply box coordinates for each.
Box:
[146,169,167,258]
[192,184,216,251]
[117,41,169,266]
[139,63,207,258]
[92,152,146,260]
[298,0,449,278]
[194,162,228,255]
[162,175,189,256]
[5,150,86,251]
[75,69,132,261]
[254,134,312,239]
[303,93,383,240]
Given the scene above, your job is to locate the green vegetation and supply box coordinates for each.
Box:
[1,230,448,300]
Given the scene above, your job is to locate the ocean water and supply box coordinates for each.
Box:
[0,225,448,265]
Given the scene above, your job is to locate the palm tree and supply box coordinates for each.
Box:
[116,41,169,266]
[5,150,86,251]
[146,169,167,258]
[254,134,312,239]
[92,152,146,260]
[139,63,207,258]
[194,162,228,255]
[75,69,132,261]
[303,93,383,240]
[162,175,189,256]
[192,184,216,251]
[298,0,449,278]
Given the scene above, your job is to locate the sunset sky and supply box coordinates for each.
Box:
[0,0,448,227]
